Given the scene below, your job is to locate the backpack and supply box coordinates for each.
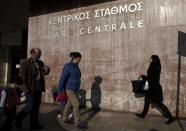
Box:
[0,87,18,109]
[0,87,7,104]
[0,87,7,127]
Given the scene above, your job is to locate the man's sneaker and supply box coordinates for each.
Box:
[76,122,87,129]
[30,123,43,130]
[135,113,145,119]
[57,114,62,118]
[166,117,176,124]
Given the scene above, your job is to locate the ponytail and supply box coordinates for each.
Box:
[69,52,82,60]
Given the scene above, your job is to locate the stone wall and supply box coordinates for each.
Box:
[28,0,186,117]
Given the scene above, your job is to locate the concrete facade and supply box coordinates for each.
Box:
[28,0,186,117]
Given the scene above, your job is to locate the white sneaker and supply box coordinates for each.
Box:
[57,114,62,118]
[68,114,73,119]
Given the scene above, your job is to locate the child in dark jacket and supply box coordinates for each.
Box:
[0,76,22,131]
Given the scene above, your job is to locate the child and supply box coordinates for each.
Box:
[0,76,22,131]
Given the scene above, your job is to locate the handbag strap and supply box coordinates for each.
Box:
[138,75,143,80]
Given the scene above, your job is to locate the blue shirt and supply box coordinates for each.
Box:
[57,62,81,94]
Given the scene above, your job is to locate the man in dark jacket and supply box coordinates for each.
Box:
[15,48,50,130]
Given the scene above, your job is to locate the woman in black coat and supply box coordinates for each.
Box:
[135,55,176,124]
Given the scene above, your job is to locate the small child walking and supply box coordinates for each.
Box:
[0,76,22,131]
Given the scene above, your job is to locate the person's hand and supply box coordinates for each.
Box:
[44,65,50,75]
[20,84,30,94]
[0,107,5,114]
[141,74,147,80]
[138,73,143,77]
[44,65,50,69]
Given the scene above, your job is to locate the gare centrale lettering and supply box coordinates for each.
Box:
[47,1,144,38]
[48,2,143,25]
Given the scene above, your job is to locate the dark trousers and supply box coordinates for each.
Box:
[142,97,173,118]
[16,90,42,126]
[1,106,16,131]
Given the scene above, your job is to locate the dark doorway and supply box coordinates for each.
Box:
[10,29,28,78]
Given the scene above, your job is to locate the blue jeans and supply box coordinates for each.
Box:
[16,90,42,125]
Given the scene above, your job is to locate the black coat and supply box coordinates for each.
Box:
[145,63,163,103]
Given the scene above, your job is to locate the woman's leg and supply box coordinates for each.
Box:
[62,100,71,121]
[156,102,172,118]
[156,102,176,124]
[136,97,150,118]
[66,90,80,124]
[63,90,80,125]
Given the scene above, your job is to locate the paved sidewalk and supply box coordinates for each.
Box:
[12,103,186,131]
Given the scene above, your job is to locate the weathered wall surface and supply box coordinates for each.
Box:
[28,0,186,117]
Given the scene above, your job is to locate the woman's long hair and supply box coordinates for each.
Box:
[150,55,161,72]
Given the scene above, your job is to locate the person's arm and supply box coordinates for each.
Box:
[0,90,6,114]
[148,67,160,83]
[0,90,6,107]
[43,65,50,75]
[19,60,29,93]
[57,64,70,94]
[141,75,147,81]
[40,61,50,76]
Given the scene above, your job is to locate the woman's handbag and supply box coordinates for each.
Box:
[131,75,146,94]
